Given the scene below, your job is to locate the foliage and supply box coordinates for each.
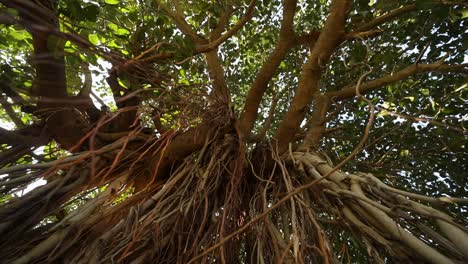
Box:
[0,0,467,263]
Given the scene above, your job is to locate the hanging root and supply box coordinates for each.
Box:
[0,135,467,263]
[291,152,468,263]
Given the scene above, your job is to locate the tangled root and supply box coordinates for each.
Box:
[0,134,467,264]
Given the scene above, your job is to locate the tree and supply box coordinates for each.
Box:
[0,0,467,262]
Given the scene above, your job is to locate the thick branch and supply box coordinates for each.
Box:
[238,0,298,138]
[274,0,352,153]
[299,94,330,150]
[328,63,468,100]
[4,0,92,150]
[140,51,176,63]
[296,31,321,46]
[145,124,212,185]
[155,1,237,102]
[105,70,140,132]
[0,80,25,106]
[0,125,48,146]
[78,63,92,97]
[204,50,230,101]
[106,70,126,108]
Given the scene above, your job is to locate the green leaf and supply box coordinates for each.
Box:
[108,40,122,48]
[420,89,430,96]
[105,0,120,5]
[461,9,468,19]
[79,54,88,62]
[88,34,99,45]
[400,149,409,157]
[9,30,29,40]
[377,109,390,117]
[114,28,130,36]
[107,22,119,31]
[387,85,393,94]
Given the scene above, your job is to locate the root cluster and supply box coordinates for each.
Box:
[0,133,467,264]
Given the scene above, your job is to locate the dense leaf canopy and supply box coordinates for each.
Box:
[0,0,467,263]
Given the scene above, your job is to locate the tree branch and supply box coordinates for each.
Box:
[196,0,257,53]
[238,0,299,138]
[3,0,93,150]
[0,79,25,106]
[0,97,25,128]
[376,105,466,134]
[274,0,352,153]
[155,0,206,43]
[327,63,468,100]
[140,51,176,63]
[155,1,238,102]
[352,4,417,33]
[0,125,48,147]
[78,62,92,97]
[204,50,230,102]
[211,5,234,40]
[249,89,281,142]
[296,31,321,46]
[346,2,463,40]
[299,94,330,150]
[106,70,126,108]
[105,70,141,132]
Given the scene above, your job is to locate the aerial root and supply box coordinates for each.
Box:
[293,152,467,263]
[1,142,467,263]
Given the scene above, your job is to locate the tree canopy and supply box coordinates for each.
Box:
[0,0,467,263]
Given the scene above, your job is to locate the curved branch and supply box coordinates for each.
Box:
[0,97,24,128]
[299,94,330,150]
[376,105,466,133]
[196,0,257,53]
[211,5,234,39]
[249,89,281,142]
[4,0,94,150]
[327,63,468,100]
[78,62,92,97]
[154,0,206,43]
[353,4,417,33]
[0,126,47,147]
[238,0,299,138]
[346,2,462,40]
[274,0,352,153]
[204,50,230,101]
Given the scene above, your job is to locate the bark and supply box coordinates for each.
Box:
[2,0,96,150]
[239,0,298,138]
[275,0,352,153]
[1,1,467,264]
[328,62,468,100]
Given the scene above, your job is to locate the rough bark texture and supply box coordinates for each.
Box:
[1,0,467,263]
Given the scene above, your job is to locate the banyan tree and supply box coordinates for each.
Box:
[0,0,467,263]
